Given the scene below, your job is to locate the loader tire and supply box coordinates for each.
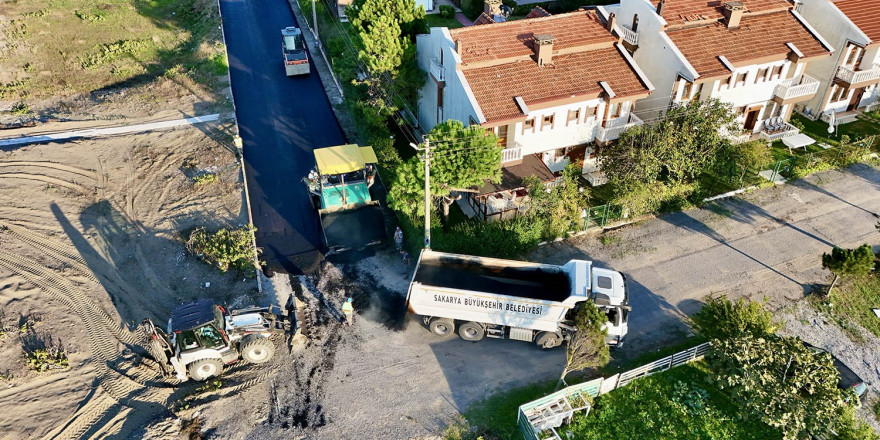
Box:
[458,322,485,342]
[536,331,562,349]
[240,335,275,364]
[187,358,223,381]
[429,318,454,337]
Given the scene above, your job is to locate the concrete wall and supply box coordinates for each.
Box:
[512,98,608,156]
[416,28,481,132]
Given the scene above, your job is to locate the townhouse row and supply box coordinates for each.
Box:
[412,0,879,220]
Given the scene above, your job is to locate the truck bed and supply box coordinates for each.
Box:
[413,254,571,302]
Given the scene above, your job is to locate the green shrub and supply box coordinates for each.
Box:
[690,296,777,340]
[26,347,69,372]
[439,4,455,18]
[612,181,695,218]
[9,101,30,115]
[192,173,218,185]
[187,225,260,272]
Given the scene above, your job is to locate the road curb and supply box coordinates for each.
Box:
[288,0,344,104]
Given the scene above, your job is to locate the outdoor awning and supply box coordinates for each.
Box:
[782,133,816,151]
[313,144,378,175]
[471,154,556,196]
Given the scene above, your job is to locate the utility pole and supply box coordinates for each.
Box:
[312,0,318,40]
[410,138,432,249]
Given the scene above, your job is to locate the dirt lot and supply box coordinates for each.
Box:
[0,121,258,439]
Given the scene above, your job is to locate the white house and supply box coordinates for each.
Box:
[611,0,832,139]
[797,0,880,123]
[415,8,654,220]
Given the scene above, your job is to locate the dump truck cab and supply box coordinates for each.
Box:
[282,26,309,76]
[305,144,386,253]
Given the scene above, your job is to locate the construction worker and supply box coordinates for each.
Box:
[394,226,404,251]
[341,297,354,326]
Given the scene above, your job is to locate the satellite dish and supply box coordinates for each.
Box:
[500,4,512,17]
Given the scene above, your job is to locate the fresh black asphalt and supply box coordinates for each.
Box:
[219,0,346,274]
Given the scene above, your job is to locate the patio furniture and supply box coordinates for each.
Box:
[782,133,816,153]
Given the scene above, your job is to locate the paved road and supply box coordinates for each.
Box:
[530,164,880,353]
[219,0,345,274]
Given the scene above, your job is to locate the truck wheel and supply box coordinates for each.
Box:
[458,322,485,342]
[536,332,562,349]
[187,358,223,381]
[240,335,276,364]
[429,318,455,336]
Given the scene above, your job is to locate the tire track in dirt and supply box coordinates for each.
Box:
[0,251,175,440]
[0,173,90,194]
[0,161,96,178]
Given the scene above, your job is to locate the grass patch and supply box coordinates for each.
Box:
[559,362,781,440]
[0,0,227,100]
[598,335,707,377]
[792,113,880,148]
[426,13,464,29]
[821,274,880,339]
[192,173,218,185]
[26,347,69,373]
[460,379,559,439]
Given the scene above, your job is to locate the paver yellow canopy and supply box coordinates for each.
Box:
[313,144,378,175]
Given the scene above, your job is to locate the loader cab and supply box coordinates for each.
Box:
[168,300,230,352]
[603,305,629,347]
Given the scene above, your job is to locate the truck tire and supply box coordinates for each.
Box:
[239,335,276,364]
[535,331,562,349]
[458,322,485,342]
[187,358,223,381]
[429,318,455,336]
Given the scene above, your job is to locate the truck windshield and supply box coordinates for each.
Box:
[195,325,225,349]
[283,35,303,51]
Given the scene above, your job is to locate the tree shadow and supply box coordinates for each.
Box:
[793,163,880,218]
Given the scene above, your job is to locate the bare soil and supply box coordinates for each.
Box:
[0,121,256,439]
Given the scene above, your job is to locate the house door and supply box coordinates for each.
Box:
[847,88,864,111]
[743,109,760,131]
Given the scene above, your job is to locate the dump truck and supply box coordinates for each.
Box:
[305,144,386,253]
[405,250,629,349]
[282,26,309,76]
[143,298,299,382]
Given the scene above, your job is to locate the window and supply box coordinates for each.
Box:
[736,72,748,86]
[843,45,858,66]
[681,80,693,100]
[567,109,580,125]
[608,103,621,117]
[196,325,225,349]
[541,114,554,130]
[584,106,597,119]
[497,125,508,148]
[771,65,783,79]
[597,276,613,289]
[720,75,732,90]
[756,68,768,83]
[522,118,535,134]
[484,127,495,137]
[632,14,639,32]
[831,85,848,102]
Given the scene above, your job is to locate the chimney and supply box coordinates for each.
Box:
[656,0,665,15]
[607,12,617,33]
[534,34,555,66]
[455,38,462,54]
[484,0,502,16]
[723,1,745,28]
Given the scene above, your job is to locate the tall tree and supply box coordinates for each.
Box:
[387,120,502,220]
[348,0,426,38]
[557,301,610,390]
[821,244,875,294]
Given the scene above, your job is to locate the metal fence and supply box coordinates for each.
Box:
[517,342,711,440]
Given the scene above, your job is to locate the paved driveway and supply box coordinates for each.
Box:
[219,0,346,274]
[530,164,880,352]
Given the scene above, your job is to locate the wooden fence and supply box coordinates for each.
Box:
[517,342,710,440]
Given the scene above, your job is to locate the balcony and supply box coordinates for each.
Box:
[615,24,638,46]
[772,74,819,104]
[501,145,523,163]
[835,64,880,88]
[597,113,643,142]
[429,57,445,83]
[759,117,799,141]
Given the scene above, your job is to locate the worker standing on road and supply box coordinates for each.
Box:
[394,226,404,251]
[341,297,354,326]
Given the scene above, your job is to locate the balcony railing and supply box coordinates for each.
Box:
[615,24,638,46]
[774,74,819,101]
[430,57,445,82]
[597,113,643,142]
[835,64,880,85]
[759,121,799,141]
[501,146,523,163]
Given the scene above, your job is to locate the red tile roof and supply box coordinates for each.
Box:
[833,0,880,43]
[449,10,616,64]
[660,0,791,26]
[462,47,651,122]
[525,6,551,19]
[667,10,830,77]
[473,12,495,26]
